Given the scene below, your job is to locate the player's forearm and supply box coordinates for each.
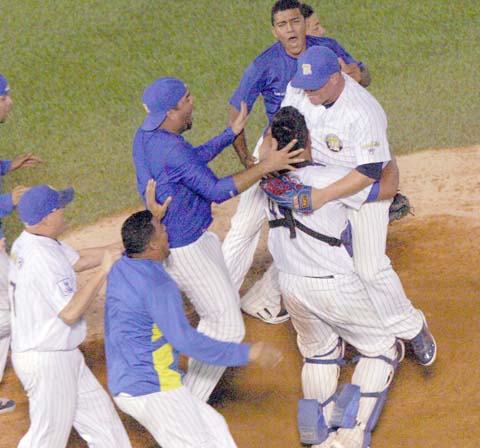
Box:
[74,244,119,272]
[229,107,250,167]
[231,163,268,194]
[377,158,399,200]
[59,268,108,325]
[311,169,375,209]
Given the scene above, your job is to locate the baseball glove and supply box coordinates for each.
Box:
[389,192,413,223]
[260,174,313,214]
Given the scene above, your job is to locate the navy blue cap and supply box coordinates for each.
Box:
[0,75,10,96]
[18,185,75,226]
[291,46,340,90]
[141,77,187,131]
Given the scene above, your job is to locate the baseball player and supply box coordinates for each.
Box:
[300,3,327,37]
[223,0,371,324]
[278,46,436,366]
[265,106,403,448]
[9,185,131,447]
[300,3,372,87]
[132,76,303,402]
[105,183,282,448]
[0,73,42,415]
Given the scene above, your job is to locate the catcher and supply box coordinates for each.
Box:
[261,105,404,448]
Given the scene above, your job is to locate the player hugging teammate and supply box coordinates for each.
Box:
[1,1,436,448]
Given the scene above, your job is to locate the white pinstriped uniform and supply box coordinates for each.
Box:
[0,249,10,384]
[114,386,237,448]
[165,231,245,402]
[268,164,397,431]
[283,74,424,339]
[9,231,131,448]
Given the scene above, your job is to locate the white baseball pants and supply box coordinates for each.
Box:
[12,349,131,448]
[0,249,10,383]
[166,231,245,402]
[347,200,424,339]
[279,272,397,427]
[114,386,237,448]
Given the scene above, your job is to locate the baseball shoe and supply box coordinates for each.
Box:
[241,305,290,325]
[410,323,437,366]
[0,397,16,415]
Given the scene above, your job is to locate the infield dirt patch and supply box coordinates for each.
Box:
[1,146,479,447]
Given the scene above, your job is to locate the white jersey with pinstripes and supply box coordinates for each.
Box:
[9,231,85,353]
[283,74,391,168]
[267,164,369,278]
[8,231,132,448]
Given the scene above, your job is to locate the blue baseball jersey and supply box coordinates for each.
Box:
[230,36,361,125]
[133,127,238,248]
[0,160,13,238]
[105,255,251,397]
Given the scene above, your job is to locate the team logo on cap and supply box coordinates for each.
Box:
[142,103,150,113]
[325,134,343,152]
[302,64,312,75]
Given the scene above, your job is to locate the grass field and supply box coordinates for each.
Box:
[1,0,479,240]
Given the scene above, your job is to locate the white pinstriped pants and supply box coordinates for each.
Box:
[166,232,245,402]
[12,349,131,448]
[347,200,424,339]
[114,386,237,447]
[279,272,395,358]
[0,249,10,383]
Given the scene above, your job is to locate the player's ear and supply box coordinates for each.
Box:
[271,26,279,40]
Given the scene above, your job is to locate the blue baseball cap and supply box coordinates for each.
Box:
[141,77,187,131]
[291,46,340,90]
[0,74,10,96]
[18,185,75,226]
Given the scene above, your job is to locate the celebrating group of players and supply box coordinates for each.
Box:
[0,1,437,447]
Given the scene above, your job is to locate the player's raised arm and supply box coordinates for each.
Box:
[229,105,256,168]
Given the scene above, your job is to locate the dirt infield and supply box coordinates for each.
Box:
[0,146,479,447]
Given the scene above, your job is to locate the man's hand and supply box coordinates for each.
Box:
[259,138,304,175]
[249,341,283,369]
[338,58,362,83]
[145,179,171,221]
[11,185,30,206]
[230,101,248,136]
[8,153,43,172]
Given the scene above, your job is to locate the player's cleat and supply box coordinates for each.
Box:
[411,323,437,366]
[242,305,290,325]
[328,422,371,448]
[0,398,16,415]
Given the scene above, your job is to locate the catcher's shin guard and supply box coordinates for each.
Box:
[299,338,345,442]
[351,343,400,432]
[297,399,329,445]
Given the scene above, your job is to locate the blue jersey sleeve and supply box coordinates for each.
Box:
[0,192,14,218]
[132,130,151,199]
[229,61,267,114]
[195,128,236,163]
[146,280,250,367]
[0,160,12,176]
[163,142,238,203]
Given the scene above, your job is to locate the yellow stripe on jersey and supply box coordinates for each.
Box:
[151,324,182,391]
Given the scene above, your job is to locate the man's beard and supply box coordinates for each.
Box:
[180,120,193,134]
